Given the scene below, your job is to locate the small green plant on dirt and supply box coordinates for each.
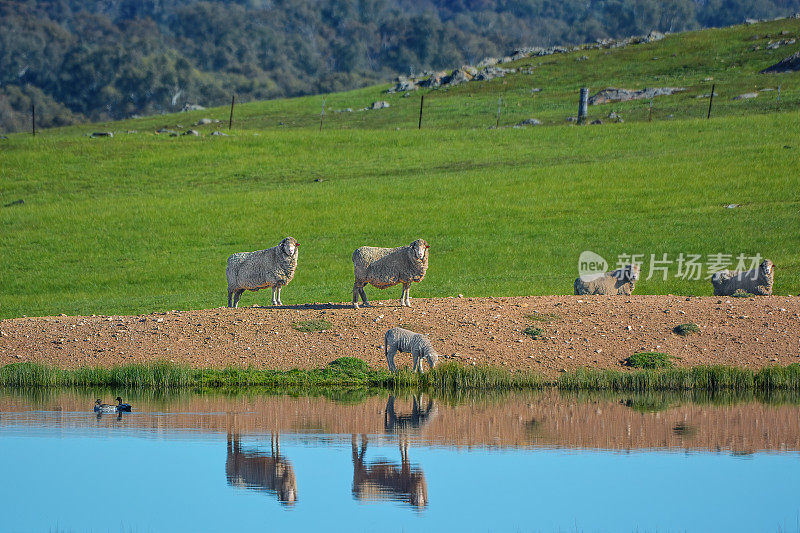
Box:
[623,352,676,369]
[525,313,561,323]
[732,289,755,297]
[524,326,544,339]
[673,323,700,336]
[292,319,332,332]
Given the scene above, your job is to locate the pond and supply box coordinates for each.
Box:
[1,389,799,532]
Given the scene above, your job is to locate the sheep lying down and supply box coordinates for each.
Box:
[574,264,640,295]
[226,237,299,307]
[385,327,439,373]
[352,239,429,308]
[711,259,774,296]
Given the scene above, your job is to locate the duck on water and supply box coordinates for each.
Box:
[115,397,132,412]
[93,398,133,413]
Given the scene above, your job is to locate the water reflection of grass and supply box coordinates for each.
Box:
[560,388,800,413]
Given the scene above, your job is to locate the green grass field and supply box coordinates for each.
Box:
[1,20,799,319]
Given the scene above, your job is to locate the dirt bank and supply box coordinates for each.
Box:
[1,296,799,377]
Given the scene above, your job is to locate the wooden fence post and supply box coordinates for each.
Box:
[418,94,424,129]
[707,84,715,119]
[578,88,588,124]
[229,94,235,130]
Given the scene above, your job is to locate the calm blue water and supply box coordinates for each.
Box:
[1,394,799,533]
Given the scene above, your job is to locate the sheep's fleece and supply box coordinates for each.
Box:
[226,237,299,307]
[711,259,774,296]
[352,239,429,308]
[384,327,439,372]
[574,264,640,295]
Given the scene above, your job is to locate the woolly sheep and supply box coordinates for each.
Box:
[352,239,429,308]
[226,237,299,307]
[574,264,640,295]
[711,259,774,296]
[384,327,439,373]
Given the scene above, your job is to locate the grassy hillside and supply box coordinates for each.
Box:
[49,18,800,132]
[1,20,799,319]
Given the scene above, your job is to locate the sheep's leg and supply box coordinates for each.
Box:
[413,353,424,373]
[401,284,411,307]
[228,289,234,308]
[386,345,398,372]
[353,282,369,308]
[232,289,244,308]
[271,286,278,306]
[277,285,283,305]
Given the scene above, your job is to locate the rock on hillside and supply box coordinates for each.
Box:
[589,87,685,104]
[761,51,800,73]
[386,30,667,94]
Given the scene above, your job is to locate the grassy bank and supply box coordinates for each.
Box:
[3,360,800,392]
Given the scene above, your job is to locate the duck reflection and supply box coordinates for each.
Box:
[351,394,437,509]
[226,433,297,506]
[95,410,123,421]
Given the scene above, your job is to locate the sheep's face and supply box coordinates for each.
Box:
[410,239,429,261]
[760,259,774,280]
[614,264,640,282]
[281,237,299,258]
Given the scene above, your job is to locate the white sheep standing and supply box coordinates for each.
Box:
[711,259,774,296]
[352,239,429,308]
[226,237,300,307]
[574,264,640,295]
[384,327,439,373]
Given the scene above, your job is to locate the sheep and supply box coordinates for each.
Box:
[226,237,299,308]
[384,327,439,373]
[574,264,640,295]
[352,239,429,308]
[711,259,774,296]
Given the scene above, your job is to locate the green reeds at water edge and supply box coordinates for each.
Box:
[558,364,800,391]
[2,360,800,392]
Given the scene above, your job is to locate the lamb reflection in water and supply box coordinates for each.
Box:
[226,433,297,506]
[351,394,437,510]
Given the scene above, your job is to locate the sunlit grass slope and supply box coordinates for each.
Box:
[46,17,800,133]
[1,19,799,318]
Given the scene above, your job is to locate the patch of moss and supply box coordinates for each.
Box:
[525,312,561,323]
[673,323,700,336]
[292,319,332,332]
[623,352,676,369]
[524,326,544,339]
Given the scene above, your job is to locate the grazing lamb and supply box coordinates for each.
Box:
[384,327,439,373]
[574,264,640,295]
[711,259,774,296]
[352,239,429,308]
[226,237,299,307]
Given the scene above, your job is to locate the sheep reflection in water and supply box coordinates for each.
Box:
[226,433,297,506]
[351,394,437,509]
